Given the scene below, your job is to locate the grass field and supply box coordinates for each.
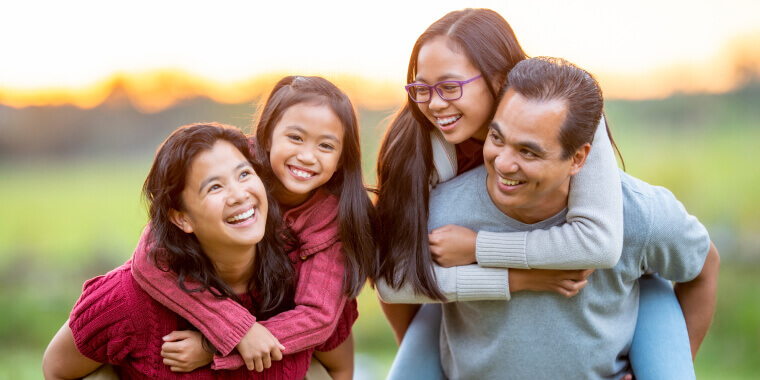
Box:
[2,92,759,378]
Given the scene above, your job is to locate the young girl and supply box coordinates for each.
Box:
[376,8,695,378]
[43,122,307,379]
[129,76,377,379]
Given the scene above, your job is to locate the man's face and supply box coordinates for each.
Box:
[484,88,588,224]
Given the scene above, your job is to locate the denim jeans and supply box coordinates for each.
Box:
[386,275,695,379]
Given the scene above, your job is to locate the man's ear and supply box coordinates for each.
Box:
[169,209,193,234]
[569,143,592,176]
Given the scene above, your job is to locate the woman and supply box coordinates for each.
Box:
[42,123,311,379]
[375,8,695,378]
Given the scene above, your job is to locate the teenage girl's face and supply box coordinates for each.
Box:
[267,103,344,207]
[413,36,495,144]
[172,140,268,252]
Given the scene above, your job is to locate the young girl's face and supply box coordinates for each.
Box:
[413,36,495,144]
[172,140,268,251]
[267,103,344,207]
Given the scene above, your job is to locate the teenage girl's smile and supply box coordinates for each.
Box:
[414,36,495,144]
[268,102,344,207]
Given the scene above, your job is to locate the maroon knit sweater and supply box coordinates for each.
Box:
[131,188,357,370]
[69,262,311,379]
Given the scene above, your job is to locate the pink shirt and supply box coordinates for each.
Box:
[131,188,356,370]
[70,262,311,379]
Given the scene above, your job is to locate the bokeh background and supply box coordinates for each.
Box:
[2,1,759,378]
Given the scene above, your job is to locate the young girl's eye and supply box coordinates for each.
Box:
[287,134,303,142]
[209,184,221,192]
[239,170,250,180]
[319,143,335,151]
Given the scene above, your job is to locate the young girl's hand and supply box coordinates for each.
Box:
[236,322,286,372]
[429,224,478,267]
[509,268,594,298]
[160,330,213,372]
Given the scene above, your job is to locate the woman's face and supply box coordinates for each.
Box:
[413,36,495,144]
[172,140,268,252]
[267,103,344,207]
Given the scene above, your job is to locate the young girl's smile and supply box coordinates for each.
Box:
[172,140,268,252]
[267,102,344,206]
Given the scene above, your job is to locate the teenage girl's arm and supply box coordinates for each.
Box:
[376,264,591,304]
[313,333,355,380]
[429,117,624,269]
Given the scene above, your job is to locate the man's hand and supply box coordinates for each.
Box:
[236,322,286,372]
[429,224,478,267]
[161,330,213,372]
[509,268,594,298]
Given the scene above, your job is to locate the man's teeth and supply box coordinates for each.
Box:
[227,208,255,223]
[499,177,522,186]
[292,168,314,178]
[436,115,462,126]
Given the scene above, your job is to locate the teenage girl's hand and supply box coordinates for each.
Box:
[161,330,213,372]
[509,268,594,298]
[429,224,478,267]
[236,322,286,372]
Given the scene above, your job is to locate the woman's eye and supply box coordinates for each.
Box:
[415,86,430,94]
[442,84,459,92]
[209,184,221,192]
[239,171,250,180]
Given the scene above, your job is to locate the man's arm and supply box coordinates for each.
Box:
[674,241,720,360]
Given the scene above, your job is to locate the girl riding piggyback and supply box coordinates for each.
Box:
[131,76,379,379]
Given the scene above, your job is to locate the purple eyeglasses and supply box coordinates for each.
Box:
[405,75,482,103]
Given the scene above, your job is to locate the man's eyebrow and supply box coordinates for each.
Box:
[489,121,502,135]
[518,140,547,155]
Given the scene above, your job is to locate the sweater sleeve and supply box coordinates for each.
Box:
[314,298,358,352]
[376,264,510,304]
[476,116,624,269]
[69,266,135,365]
[259,241,348,354]
[130,227,257,357]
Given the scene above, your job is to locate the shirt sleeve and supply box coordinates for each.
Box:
[376,264,510,304]
[314,298,359,352]
[259,241,348,354]
[69,267,135,365]
[642,186,711,283]
[130,227,256,357]
[476,116,624,269]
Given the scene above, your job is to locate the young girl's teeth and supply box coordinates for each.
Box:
[437,115,461,126]
[292,168,313,178]
[227,208,255,223]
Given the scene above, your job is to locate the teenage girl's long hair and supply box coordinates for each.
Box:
[376,8,527,300]
[143,122,294,319]
[252,76,379,298]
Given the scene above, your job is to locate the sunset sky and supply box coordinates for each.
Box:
[1,0,759,110]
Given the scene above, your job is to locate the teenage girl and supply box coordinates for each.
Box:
[129,76,377,379]
[43,122,310,379]
[375,8,696,378]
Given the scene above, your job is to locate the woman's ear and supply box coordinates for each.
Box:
[169,209,193,234]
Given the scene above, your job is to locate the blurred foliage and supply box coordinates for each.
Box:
[1,84,758,379]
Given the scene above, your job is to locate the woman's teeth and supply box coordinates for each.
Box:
[227,208,255,224]
[437,115,462,126]
[499,177,522,186]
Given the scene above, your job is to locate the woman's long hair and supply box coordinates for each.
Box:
[252,76,379,297]
[376,8,527,300]
[143,122,294,318]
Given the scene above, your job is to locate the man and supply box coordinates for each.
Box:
[377,57,719,379]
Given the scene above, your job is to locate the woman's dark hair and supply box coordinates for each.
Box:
[143,122,294,318]
[252,76,379,297]
[376,8,528,300]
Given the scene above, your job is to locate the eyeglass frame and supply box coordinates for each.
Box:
[404,75,483,103]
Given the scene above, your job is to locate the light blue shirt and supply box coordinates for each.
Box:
[429,165,710,379]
